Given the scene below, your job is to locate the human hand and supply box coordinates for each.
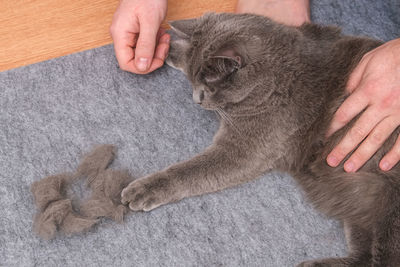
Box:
[326,38,400,172]
[110,0,170,74]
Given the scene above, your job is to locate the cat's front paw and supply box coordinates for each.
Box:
[121,175,173,211]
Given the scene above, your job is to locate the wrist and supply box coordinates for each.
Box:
[236,0,310,26]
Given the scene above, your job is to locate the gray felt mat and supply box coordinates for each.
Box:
[1,0,399,266]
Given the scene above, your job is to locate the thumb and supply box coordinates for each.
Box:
[134,19,159,72]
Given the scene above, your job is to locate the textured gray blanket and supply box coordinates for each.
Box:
[1,0,399,266]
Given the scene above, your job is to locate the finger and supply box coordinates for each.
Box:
[380,134,400,171]
[346,52,372,92]
[113,32,139,73]
[113,31,168,74]
[124,34,169,74]
[343,116,396,172]
[326,89,369,137]
[156,28,167,42]
[134,19,160,72]
[139,33,170,73]
[327,107,383,168]
[154,33,170,60]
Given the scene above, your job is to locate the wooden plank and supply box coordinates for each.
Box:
[0,0,236,71]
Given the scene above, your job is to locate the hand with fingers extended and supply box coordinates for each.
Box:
[327,38,400,172]
[110,0,170,74]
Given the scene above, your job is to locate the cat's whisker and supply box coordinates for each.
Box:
[214,110,221,120]
[216,108,242,136]
[215,108,226,122]
[219,109,235,128]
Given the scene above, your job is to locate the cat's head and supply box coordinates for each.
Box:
[167,13,287,111]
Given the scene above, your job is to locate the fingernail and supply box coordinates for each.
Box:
[344,161,355,172]
[165,35,170,43]
[380,161,390,171]
[137,58,149,71]
[327,155,339,167]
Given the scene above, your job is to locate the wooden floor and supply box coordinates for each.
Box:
[0,0,236,71]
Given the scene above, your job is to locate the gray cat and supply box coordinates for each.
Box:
[121,13,400,266]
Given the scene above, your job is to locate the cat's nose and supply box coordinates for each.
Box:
[193,90,204,104]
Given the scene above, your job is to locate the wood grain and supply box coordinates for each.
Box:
[0,0,236,71]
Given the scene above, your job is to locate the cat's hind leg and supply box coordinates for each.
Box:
[297,222,372,267]
[343,222,372,265]
[371,207,400,267]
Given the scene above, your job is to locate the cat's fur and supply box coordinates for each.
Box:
[121,13,400,266]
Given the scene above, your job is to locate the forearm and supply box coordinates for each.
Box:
[236,0,310,26]
[163,145,265,196]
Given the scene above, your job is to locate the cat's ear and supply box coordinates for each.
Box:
[169,18,199,38]
[203,48,243,84]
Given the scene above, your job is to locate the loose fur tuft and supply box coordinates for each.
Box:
[31,145,133,240]
[76,144,116,186]
[80,169,131,223]
[31,174,71,211]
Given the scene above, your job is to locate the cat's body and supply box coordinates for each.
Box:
[121,13,400,266]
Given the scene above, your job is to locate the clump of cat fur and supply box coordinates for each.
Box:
[31,145,132,240]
